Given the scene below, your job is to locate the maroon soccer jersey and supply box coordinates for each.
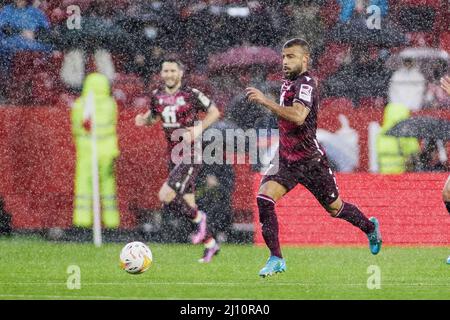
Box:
[278,71,324,162]
[149,85,213,155]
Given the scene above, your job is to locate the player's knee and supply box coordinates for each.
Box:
[326,207,340,217]
[325,201,343,217]
[158,189,176,204]
[324,198,343,217]
[443,187,450,202]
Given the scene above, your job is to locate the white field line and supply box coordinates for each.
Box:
[0,281,448,287]
[0,294,245,300]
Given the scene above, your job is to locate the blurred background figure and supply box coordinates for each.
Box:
[423,59,450,108]
[388,57,426,111]
[317,114,360,172]
[407,139,448,172]
[0,196,12,236]
[323,46,391,105]
[282,0,325,64]
[376,103,420,174]
[196,163,235,243]
[0,0,51,99]
[226,76,277,132]
[56,0,125,93]
[338,0,388,23]
[71,73,120,230]
[119,0,177,86]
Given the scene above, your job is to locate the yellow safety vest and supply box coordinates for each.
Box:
[376,103,420,174]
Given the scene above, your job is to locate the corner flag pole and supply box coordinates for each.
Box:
[87,91,102,247]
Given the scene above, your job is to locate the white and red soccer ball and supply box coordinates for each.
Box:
[119,241,153,274]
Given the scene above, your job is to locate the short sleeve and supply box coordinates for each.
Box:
[293,81,314,110]
[192,88,213,111]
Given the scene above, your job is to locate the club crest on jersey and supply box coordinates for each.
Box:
[299,84,313,103]
[176,96,186,106]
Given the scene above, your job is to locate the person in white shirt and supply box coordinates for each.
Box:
[388,57,426,111]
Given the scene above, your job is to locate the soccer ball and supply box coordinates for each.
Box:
[119,241,153,274]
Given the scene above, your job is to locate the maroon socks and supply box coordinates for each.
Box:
[335,202,375,234]
[257,194,283,258]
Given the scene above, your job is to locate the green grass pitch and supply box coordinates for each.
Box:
[0,237,449,300]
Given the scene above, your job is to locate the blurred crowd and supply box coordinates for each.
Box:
[0,0,448,110]
[0,0,448,176]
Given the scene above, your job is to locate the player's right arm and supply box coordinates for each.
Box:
[135,92,161,127]
[246,87,310,125]
[135,110,161,127]
[440,76,450,95]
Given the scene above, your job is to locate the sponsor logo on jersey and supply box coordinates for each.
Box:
[299,84,313,103]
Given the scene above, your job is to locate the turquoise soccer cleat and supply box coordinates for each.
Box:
[367,217,382,255]
[259,256,286,278]
[446,256,450,265]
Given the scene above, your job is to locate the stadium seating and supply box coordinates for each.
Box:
[395,0,441,9]
[320,97,354,111]
[61,0,94,10]
[405,32,435,47]
[0,1,448,109]
[185,73,211,95]
[7,52,46,104]
[358,97,386,109]
[439,31,450,52]
[112,73,146,107]
[31,72,60,106]
[319,0,339,29]
[316,43,350,81]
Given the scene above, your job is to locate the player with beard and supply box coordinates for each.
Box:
[438,76,450,264]
[246,38,382,277]
[136,58,221,263]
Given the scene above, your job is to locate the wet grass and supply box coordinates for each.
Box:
[0,237,448,300]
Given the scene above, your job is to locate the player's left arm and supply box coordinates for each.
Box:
[186,89,221,142]
[199,103,221,131]
[246,87,310,125]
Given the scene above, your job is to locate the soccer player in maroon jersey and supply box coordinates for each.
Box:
[135,58,221,263]
[438,76,450,264]
[246,38,382,277]
[439,76,450,216]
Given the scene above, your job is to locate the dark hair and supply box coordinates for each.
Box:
[283,38,311,55]
[161,57,184,71]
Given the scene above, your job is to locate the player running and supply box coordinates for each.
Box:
[246,38,382,277]
[438,76,450,264]
[135,58,221,263]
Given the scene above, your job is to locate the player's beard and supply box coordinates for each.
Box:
[284,64,303,80]
[165,78,181,90]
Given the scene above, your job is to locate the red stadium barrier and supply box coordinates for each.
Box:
[0,106,448,235]
[0,106,254,229]
[253,173,450,246]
